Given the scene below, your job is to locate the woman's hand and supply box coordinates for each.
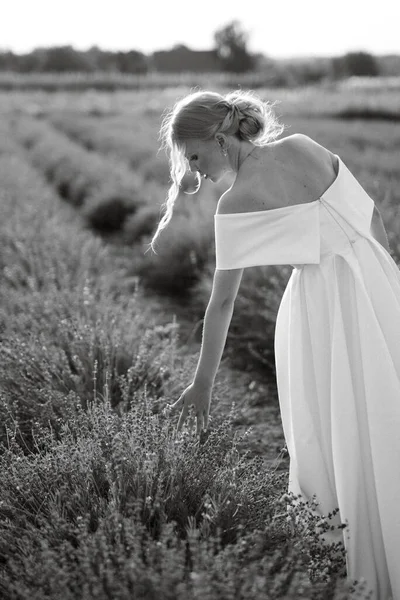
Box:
[166,381,212,436]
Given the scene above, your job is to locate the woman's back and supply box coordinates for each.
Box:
[229,133,340,214]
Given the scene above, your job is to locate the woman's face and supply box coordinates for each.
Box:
[183,137,230,183]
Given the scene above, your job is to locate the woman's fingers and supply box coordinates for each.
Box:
[167,395,185,414]
[203,407,209,432]
[176,402,190,432]
[196,411,204,436]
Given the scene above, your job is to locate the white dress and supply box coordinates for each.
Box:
[214,155,400,600]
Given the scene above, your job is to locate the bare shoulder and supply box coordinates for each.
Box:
[216,177,263,215]
[216,186,243,215]
[287,133,338,171]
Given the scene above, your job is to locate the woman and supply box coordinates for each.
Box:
[150,90,398,600]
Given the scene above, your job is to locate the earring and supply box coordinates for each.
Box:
[222,148,228,157]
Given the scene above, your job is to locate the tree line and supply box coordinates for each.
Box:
[0,20,394,81]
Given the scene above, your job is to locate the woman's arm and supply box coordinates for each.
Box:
[167,269,243,435]
[169,298,236,435]
[193,299,235,388]
[193,267,243,387]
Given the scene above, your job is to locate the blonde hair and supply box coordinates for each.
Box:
[147,89,285,253]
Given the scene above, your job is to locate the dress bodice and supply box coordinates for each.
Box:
[214,155,376,270]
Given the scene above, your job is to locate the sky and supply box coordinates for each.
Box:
[2,0,399,59]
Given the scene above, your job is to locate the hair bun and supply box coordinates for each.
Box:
[223,90,283,144]
[229,102,242,119]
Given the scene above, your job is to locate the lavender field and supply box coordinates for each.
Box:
[0,78,398,599]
